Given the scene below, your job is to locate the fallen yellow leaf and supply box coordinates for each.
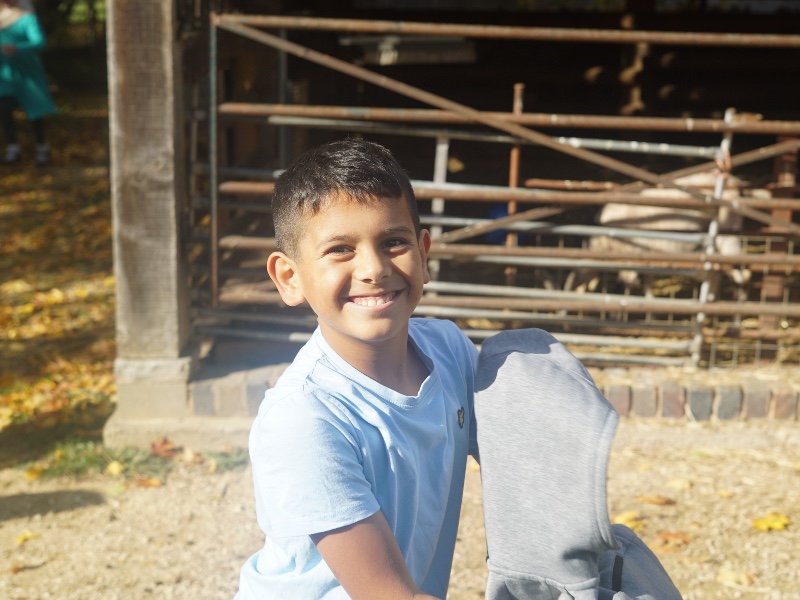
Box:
[207,458,218,475]
[666,478,692,491]
[654,530,692,553]
[752,512,791,532]
[45,288,65,305]
[135,477,162,488]
[1,279,32,294]
[15,531,39,545]
[105,461,125,476]
[637,495,676,506]
[612,510,645,533]
[717,568,755,586]
[23,466,44,481]
[182,448,204,464]
[717,490,735,498]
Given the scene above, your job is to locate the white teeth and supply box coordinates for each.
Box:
[353,292,395,306]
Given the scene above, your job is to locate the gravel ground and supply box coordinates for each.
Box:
[2,420,799,600]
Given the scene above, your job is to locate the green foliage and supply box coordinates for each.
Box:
[22,437,173,479]
[61,0,106,25]
[206,447,250,472]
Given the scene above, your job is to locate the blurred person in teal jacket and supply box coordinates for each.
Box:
[0,0,56,166]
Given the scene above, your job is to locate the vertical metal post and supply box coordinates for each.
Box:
[427,135,450,290]
[209,14,219,307]
[505,83,524,286]
[188,82,199,229]
[277,28,290,168]
[691,107,735,366]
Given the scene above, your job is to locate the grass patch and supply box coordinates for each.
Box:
[206,447,250,473]
[21,437,173,481]
[18,436,250,482]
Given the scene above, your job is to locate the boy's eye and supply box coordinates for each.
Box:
[326,245,352,255]
[384,238,410,250]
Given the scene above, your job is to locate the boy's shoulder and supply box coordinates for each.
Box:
[409,317,473,349]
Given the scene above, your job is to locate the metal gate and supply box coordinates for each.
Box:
[188,13,800,368]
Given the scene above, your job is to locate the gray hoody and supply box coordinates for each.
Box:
[475,328,682,600]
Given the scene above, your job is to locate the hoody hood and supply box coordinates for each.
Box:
[476,328,619,599]
[475,328,682,600]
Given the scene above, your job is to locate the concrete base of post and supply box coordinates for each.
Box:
[103,356,226,449]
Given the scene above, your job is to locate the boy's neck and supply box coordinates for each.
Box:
[323,328,428,396]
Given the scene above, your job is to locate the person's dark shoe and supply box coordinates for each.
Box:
[4,143,20,164]
[35,143,50,167]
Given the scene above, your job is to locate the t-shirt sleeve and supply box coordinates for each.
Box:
[250,391,380,539]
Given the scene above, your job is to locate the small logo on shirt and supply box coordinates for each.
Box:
[458,407,465,429]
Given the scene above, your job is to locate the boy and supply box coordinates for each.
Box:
[236,138,479,600]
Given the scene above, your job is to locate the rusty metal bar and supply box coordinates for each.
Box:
[218,178,800,211]
[216,14,800,48]
[437,207,564,244]
[426,215,707,244]
[259,114,721,158]
[218,235,277,250]
[410,305,696,333]
[619,139,800,193]
[524,178,620,191]
[217,103,800,136]
[219,181,276,195]
[213,284,799,318]
[429,242,800,270]
[416,294,800,318]
[505,83,524,286]
[416,181,800,211]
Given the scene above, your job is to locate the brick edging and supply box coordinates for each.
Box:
[189,362,800,422]
[602,380,799,421]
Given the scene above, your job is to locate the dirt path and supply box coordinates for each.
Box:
[2,420,799,600]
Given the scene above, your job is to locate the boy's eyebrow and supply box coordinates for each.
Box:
[316,225,416,250]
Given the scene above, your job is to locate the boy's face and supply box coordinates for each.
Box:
[268,194,431,357]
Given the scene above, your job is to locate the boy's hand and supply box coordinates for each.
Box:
[311,511,442,600]
[2,44,17,56]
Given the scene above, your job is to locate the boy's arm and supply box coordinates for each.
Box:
[312,510,441,600]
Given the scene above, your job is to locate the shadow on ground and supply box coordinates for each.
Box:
[0,489,105,522]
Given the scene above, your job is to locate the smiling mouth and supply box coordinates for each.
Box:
[350,291,399,307]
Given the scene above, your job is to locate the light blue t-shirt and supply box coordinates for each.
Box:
[236,318,478,599]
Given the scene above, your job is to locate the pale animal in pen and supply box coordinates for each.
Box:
[564,172,752,301]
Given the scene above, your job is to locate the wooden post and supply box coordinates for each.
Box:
[104,0,194,446]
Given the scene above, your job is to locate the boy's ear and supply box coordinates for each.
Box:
[418,229,432,284]
[267,252,305,306]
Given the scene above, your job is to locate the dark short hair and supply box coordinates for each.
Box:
[271,138,420,257]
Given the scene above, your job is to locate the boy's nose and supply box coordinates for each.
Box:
[354,249,391,283]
